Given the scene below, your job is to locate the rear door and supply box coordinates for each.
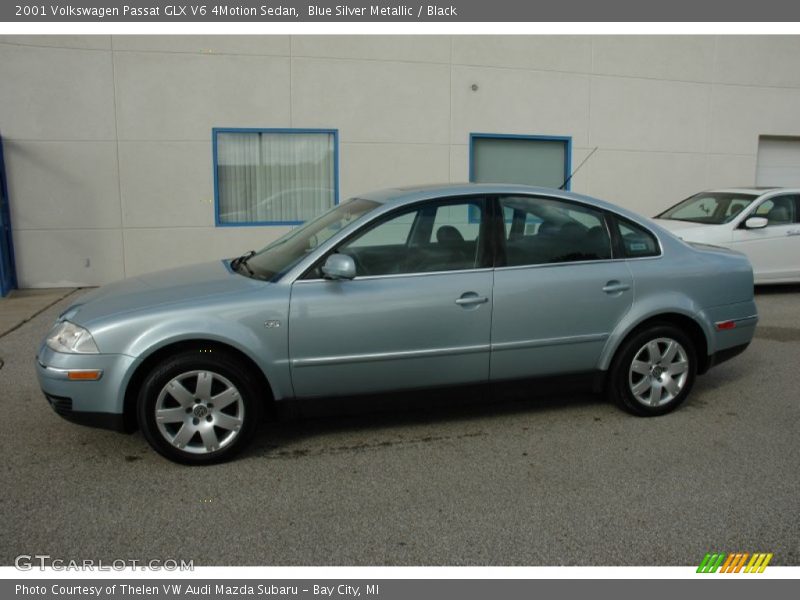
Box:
[731,194,800,281]
[489,195,633,381]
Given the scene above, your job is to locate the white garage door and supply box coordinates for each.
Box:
[756,137,800,186]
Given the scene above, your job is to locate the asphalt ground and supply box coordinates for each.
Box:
[1,287,798,566]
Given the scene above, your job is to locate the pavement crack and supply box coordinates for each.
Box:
[0,288,82,339]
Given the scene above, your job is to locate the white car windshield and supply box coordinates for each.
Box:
[657,192,758,225]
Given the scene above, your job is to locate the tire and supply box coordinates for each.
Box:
[607,323,697,417]
[137,349,263,464]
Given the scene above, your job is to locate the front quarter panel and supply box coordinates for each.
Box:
[84,284,294,401]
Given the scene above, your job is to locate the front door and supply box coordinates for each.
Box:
[731,194,800,281]
[289,197,494,398]
[0,133,17,297]
[489,195,633,380]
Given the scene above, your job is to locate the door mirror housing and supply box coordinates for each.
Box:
[744,216,768,230]
[321,253,356,280]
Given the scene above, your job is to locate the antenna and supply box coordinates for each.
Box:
[559,147,598,190]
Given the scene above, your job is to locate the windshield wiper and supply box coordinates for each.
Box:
[231,250,256,276]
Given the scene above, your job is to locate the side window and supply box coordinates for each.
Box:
[429,204,482,244]
[754,199,774,219]
[337,199,484,277]
[754,195,798,225]
[502,205,543,238]
[347,211,414,248]
[725,198,751,220]
[499,196,612,266]
[617,219,660,258]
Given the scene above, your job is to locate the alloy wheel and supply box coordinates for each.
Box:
[154,370,245,454]
[627,337,690,407]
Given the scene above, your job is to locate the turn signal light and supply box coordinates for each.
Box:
[66,370,103,381]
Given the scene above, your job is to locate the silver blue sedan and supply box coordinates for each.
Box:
[37,184,758,464]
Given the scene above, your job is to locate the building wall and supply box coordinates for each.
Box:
[1,34,800,287]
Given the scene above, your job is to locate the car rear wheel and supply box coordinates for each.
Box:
[137,350,262,464]
[608,324,697,416]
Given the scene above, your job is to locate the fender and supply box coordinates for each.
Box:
[127,325,291,401]
[88,293,294,405]
[598,290,715,372]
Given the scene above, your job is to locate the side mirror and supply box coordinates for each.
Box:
[744,216,768,230]
[321,253,356,280]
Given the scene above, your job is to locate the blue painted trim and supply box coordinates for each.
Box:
[0,133,17,296]
[468,132,573,189]
[212,127,340,227]
[468,133,572,224]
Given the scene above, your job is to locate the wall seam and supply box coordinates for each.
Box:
[4,40,800,92]
[448,35,454,182]
[289,36,293,128]
[705,35,718,187]
[0,138,760,156]
[109,35,126,279]
[586,35,595,194]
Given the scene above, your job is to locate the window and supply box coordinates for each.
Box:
[335,199,486,277]
[471,134,571,189]
[752,195,799,225]
[617,219,660,258]
[347,210,416,249]
[214,128,338,226]
[756,136,800,187]
[498,196,612,266]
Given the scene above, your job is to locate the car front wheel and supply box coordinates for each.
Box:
[608,324,697,416]
[137,350,262,464]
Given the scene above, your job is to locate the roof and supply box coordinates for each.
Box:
[355,182,653,226]
[360,182,579,204]
[702,187,787,195]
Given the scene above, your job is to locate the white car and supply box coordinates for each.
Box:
[654,188,800,284]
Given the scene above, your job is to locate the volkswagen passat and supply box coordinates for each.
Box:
[37,184,758,464]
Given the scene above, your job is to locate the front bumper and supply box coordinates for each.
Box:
[42,392,126,431]
[36,345,140,432]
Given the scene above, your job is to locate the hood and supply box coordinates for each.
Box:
[652,218,714,233]
[62,261,263,325]
[685,241,744,256]
[652,218,723,240]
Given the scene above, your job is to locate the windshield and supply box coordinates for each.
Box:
[656,192,758,225]
[239,198,380,280]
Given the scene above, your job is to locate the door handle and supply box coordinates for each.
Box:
[787,229,800,236]
[602,281,631,294]
[455,294,489,306]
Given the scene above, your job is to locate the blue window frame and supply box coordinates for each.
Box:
[213,128,339,227]
[0,133,17,297]
[468,133,572,223]
[469,133,572,189]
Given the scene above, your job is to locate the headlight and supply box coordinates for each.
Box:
[46,321,100,354]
